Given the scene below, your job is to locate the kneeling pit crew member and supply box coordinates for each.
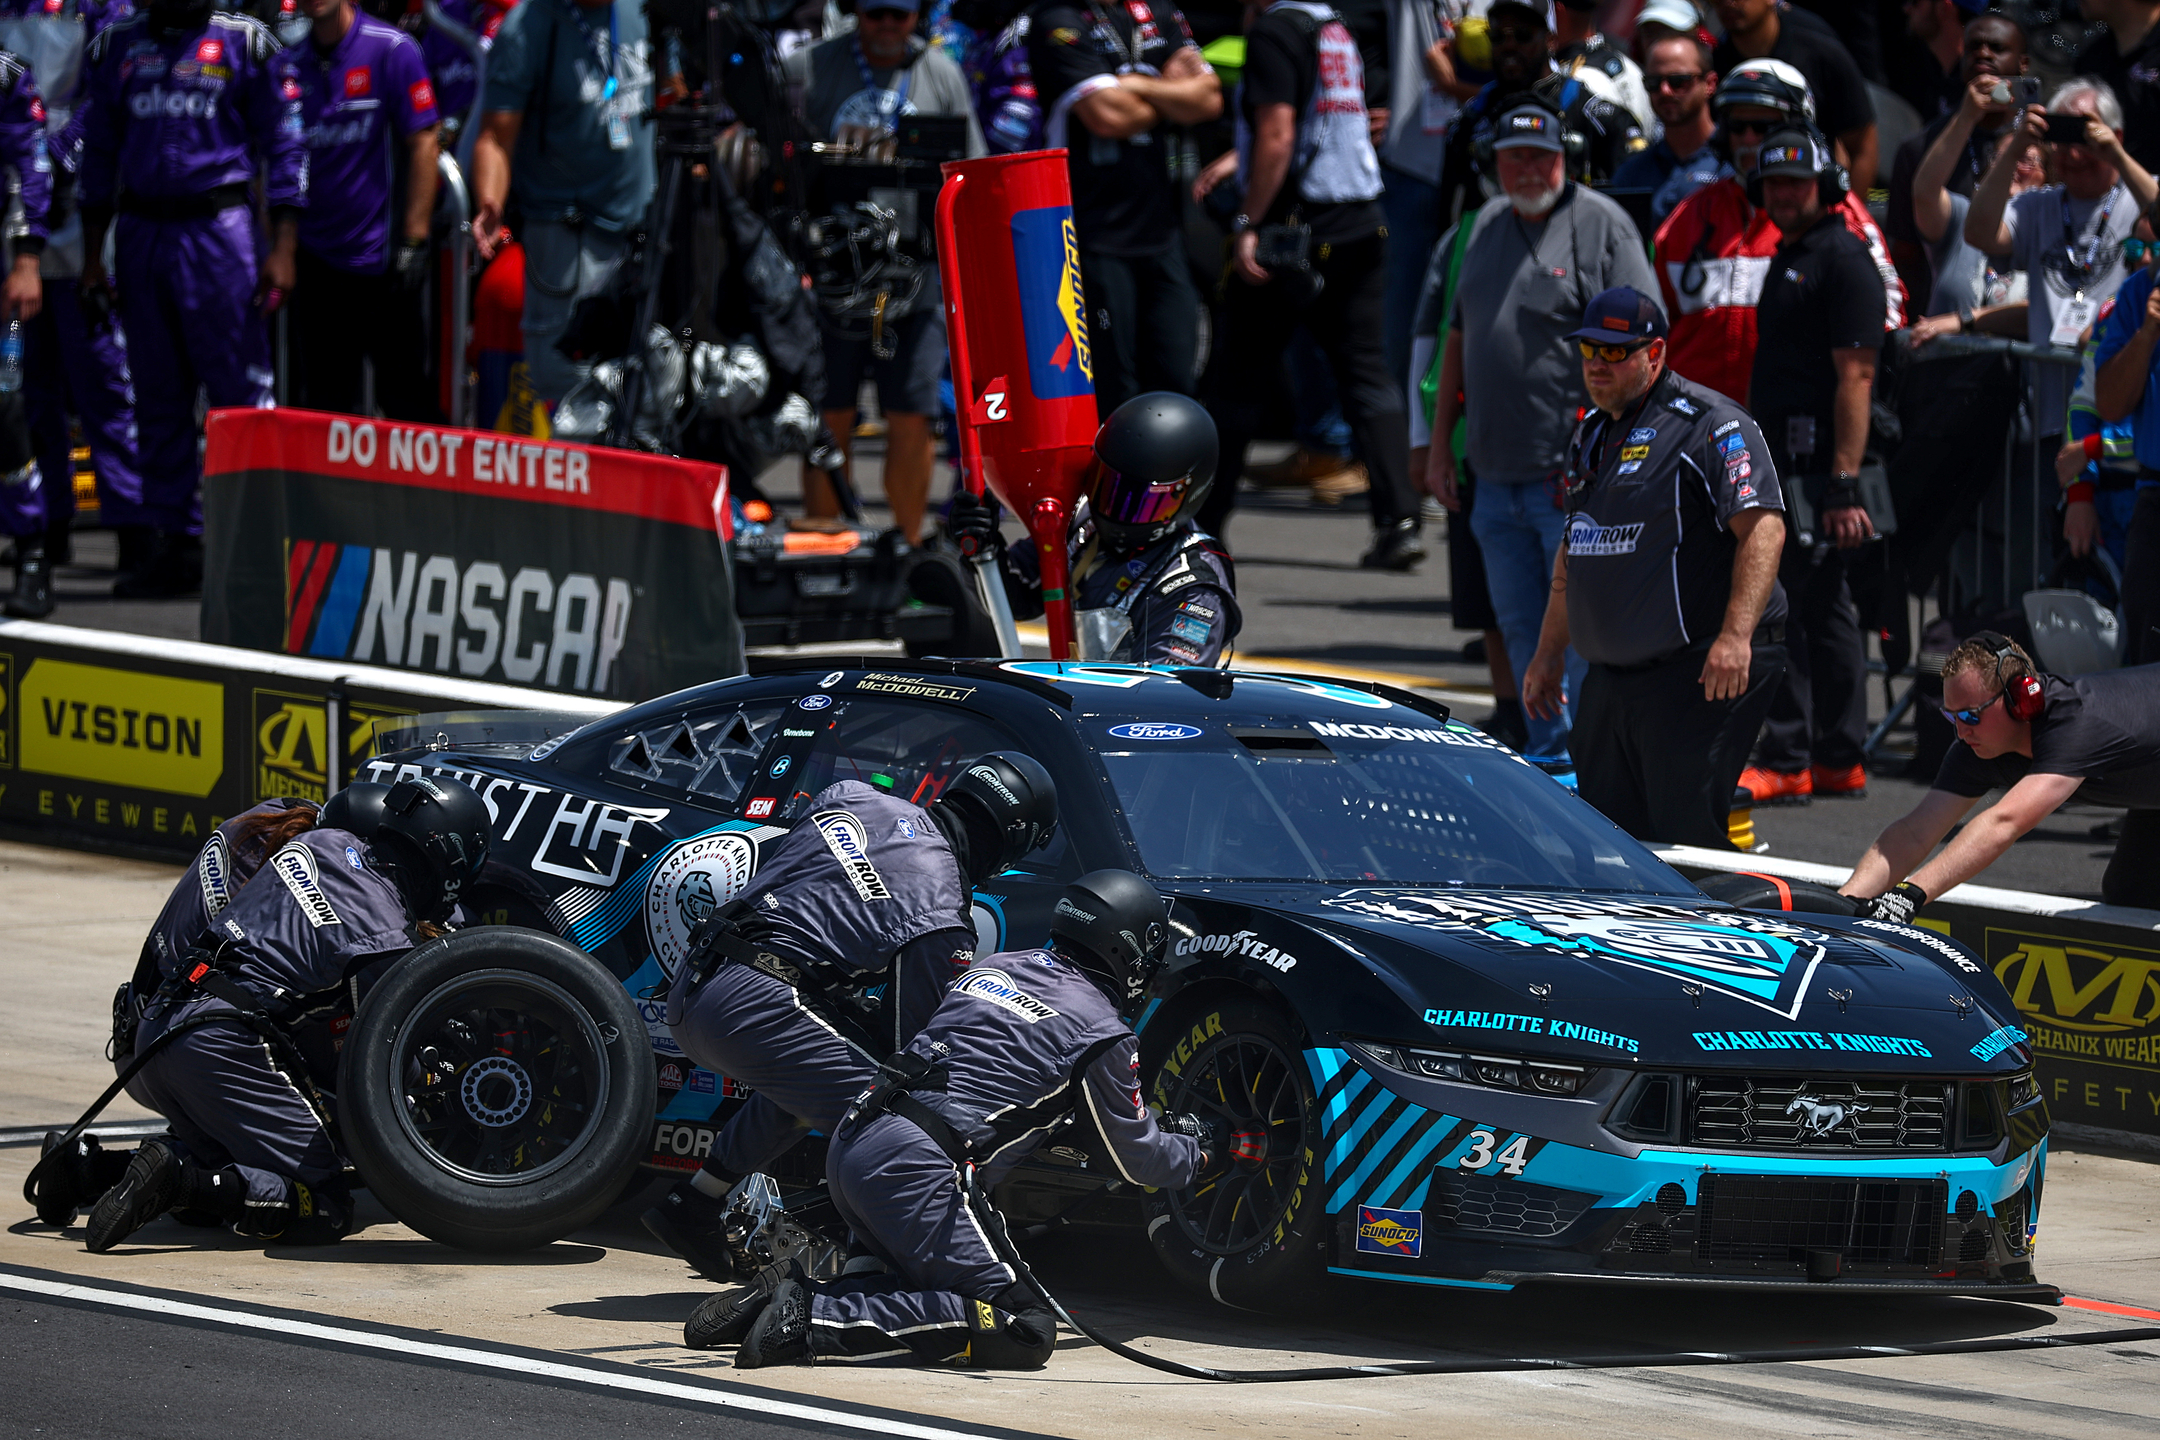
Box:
[643,754,1060,1281]
[1523,286,1789,848]
[83,777,490,1252]
[1842,635,2160,914]
[684,869,1230,1368]
[948,392,1240,665]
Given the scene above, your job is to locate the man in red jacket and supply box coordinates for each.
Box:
[1654,58,1905,399]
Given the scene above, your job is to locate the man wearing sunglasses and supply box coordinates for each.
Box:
[1609,31,1725,223]
[1842,634,2160,915]
[1520,286,1786,848]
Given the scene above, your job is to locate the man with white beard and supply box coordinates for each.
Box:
[1425,100,1655,767]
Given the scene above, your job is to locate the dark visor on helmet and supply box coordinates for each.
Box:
[1089,465,1187,529]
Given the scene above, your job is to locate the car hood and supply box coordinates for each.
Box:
[1184,885,2029,1074]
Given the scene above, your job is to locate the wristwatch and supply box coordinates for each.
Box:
[1957,302,1975,333]
[1231,212,1254,234]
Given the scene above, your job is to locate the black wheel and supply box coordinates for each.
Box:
[1696,871,1860,916]
[1142,998,1325,1309]
[338,927,657,1251]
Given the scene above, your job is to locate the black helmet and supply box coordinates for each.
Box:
[376,775,493,914]
[320,782,391,838]
[1049,869,1168,1011]
[933,752,1058,880]
[1088,392,1218,551]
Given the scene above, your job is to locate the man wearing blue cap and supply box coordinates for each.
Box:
[1521,285,1789,847]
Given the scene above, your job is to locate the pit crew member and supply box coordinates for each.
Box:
[643,756,1060,1281]
[949,391,1241,665]
[1523,286,1788,848]
[0,44,59,620]
[1652,58,1903,400]
[1842,634,2160,913]
[84,776,490,1251]
[683,869,1220,1368]
[78,0,306,599]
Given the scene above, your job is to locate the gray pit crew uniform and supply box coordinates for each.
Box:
[132,826,418,1236]
[809,947,1203,1363]
[1005,521,1241,666]
[1561,368,1790,847]
[665,780,976,1178]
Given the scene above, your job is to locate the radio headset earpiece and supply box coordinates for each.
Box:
[1974,631,2047,722]
[1743,125,1848,209]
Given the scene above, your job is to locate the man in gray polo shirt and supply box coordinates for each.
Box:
[1426,100,1655,762]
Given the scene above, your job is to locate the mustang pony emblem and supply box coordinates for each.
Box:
[1786,1095,1869,1138]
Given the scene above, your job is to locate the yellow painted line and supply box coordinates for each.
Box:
[1010,622,1491,699]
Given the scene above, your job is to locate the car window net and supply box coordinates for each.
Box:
[1096,723,1691,892]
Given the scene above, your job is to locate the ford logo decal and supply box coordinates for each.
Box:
[798,694,833,710]
[1108,722,1202,741]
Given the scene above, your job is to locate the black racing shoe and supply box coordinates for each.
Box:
[1358,519,1426,572]
[642,1182,736,1282]
[32,1131,113,1226]
[85,1138,183,1253]
[6,540,53,618]
[734,1276,812,1369]
[685,1260,800,1350]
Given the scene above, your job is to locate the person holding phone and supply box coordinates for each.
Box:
[1964,76,2157,479]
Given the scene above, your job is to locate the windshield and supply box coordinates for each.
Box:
[373,710,599,757]
[1091,714,1696,894]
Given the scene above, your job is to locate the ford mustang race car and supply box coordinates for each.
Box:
[349,659,2052,1301]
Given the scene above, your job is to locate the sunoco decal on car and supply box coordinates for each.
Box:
[814,809,891,901]
[955,967,1058,1023]
[269,842,342,928]
[1355,1205,1421,1257]
[1107,722,1202,741]
[1324,891,1827,1020]
[198,832,233,916]
[644,831,759,976]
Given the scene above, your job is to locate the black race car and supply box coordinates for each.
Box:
[346,659,2052,1300]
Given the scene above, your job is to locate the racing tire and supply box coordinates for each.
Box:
[338,926,657,1252]
[1141,998,1326,1310]
[1696,871,1860,916]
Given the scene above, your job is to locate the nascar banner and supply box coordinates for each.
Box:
[200,408,742,702]
[0,619,619,863]
[1659,844,2160,1144]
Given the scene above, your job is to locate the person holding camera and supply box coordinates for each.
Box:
[470,0,656,406]
[787,0,982,546]
[1195,0,1422,571]
[281,0,442,421]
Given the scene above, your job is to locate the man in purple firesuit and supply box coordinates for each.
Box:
[0,43,57,617]
[282,0,440,420]
[78,0,306,599]
[0,0,143,618]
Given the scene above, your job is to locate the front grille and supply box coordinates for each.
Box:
[1699,1175,1946,1265]
[1428,1174,1597,1238]
[1691,1076,1952,1150]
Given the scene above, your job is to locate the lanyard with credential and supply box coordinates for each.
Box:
[854,37,911,117]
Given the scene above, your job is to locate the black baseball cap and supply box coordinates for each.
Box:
[1564,286,1668,344]
[1754,128,1830,181]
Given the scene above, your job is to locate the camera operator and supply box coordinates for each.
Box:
[471,0,656,406]
[787,0,982,545]
[1029,0,1220,412]
[283,0,442,421]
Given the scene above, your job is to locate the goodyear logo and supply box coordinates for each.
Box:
[1355,1205,1421,1257]
[1012,205,1093,400]
[19,658,224,796]
[1989,927,2160,1035]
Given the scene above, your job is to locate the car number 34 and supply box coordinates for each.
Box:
[1458,1129,1531,1175]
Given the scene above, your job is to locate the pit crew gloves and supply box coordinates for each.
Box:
[1865,882,1928,926]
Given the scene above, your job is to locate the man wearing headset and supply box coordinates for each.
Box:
[1652,59,1903,402]
[1842,635,2160,914]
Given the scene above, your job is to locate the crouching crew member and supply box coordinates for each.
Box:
[643,755,1060,1281]
[1523,287,1788,848]
[1842,635,2160,914]
[949,392,1241,665]
[685,869,1228,1368]
[84,776,489,1252]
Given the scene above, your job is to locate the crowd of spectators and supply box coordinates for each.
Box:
[8,0,2160,860]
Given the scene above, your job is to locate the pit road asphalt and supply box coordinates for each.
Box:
[6,838,2160,1440]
